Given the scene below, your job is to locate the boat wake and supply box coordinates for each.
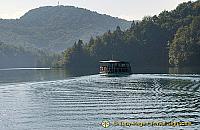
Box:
[0,74,199,130]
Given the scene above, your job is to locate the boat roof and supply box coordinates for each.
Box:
[99,60,129,63]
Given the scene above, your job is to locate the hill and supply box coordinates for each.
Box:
[59,0,200,70]
[0,41,59,68]
[0,6,131,52]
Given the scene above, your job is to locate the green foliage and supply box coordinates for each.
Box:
[0,6,131,52]
[0,42,60,68]
[60,0,200,70]
[169,16,200,66]
[169,26,192,66]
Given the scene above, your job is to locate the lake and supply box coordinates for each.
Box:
[0,68,200,130]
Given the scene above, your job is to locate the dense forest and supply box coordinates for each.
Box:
[0,42,59,68]
[0,6,131,52]
[59,0,200,71]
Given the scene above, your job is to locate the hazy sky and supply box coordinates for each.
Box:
[0,0,192,20]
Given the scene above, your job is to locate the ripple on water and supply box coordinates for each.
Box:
[0,74,200,130]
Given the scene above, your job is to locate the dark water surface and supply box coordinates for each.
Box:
[0,68,200,130]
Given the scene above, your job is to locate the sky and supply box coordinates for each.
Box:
[0,0,192,21]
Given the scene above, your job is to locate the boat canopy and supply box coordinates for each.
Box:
[99,60,128,63]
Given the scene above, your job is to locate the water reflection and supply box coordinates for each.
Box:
[132,67,200,74]
[169,67,200,74]
[0,74,199,130]
[0,69,70,83]
[0,67,200,84]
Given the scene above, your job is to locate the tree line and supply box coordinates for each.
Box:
[58,0,200,71]
[0,42,60,68]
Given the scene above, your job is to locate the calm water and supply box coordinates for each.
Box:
[0,69,200,130]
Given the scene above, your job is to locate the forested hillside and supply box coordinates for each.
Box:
[0,6,131,52]
[0,42,59,68]
[59,0,200,70]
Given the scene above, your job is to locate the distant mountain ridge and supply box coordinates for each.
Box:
[0,6,131,52]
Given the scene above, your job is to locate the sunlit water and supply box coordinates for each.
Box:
[0,69,200,130]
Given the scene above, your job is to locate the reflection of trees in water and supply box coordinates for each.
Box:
[0,69,71,83]
[131,67,169,74]
[67,67,98,76]
[169,67,200,74]
[68,66,200,75]
[35,69,71,80]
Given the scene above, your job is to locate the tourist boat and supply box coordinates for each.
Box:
[99,60,132,76]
